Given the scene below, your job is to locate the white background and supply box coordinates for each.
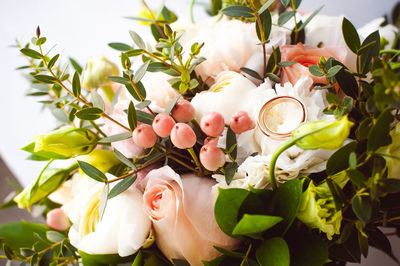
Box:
[0,0,398,265]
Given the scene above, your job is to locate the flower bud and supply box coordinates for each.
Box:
[82,56,119,90]
[293,116,353,150]
[77,149,120,174]
[33,127,98,158]
[14,166,75,209]
[47,208,70,231]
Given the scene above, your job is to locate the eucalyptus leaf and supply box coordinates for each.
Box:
[77,160,107,182]
[224,162,238,185]
[134,61,150,83]
[108,76,130,85]
[136,109,154,124]
[108,175,136,199]
[221,5,254,18]
[113,148,135,169]
[69,57,83,74]
[164,94,180,114]
[90,90,105,111]
[20,48,42,59]
[75,107,103,120]
[108,42,132,51]
[256,9,272,41]
[226,127,237,160]
[259,0,276,15]
[240,67,263,80]
[129,30,146,49]
[136,100,151,109]
[46,231,65,243]
[100,132,132,143]
[128,101,137,130]
[278,11,295,26]
[98,183,109,220]
[34,75,57,84]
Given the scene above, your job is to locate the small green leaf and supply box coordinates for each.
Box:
[348,152,357,169]
[108,175,137,199]
[125,81,147,102]
[124,49,144,57]
[232,214,282,236]
[136,109,154,124]
[77,160,107,182]
[164,94,180,114]
[266,73,281,83]
[147,62,170,72]
[47,54,59,69]
[256,9,272,41]
[108,76,130,85]
[240,67,263,80]
[136,100,151,109]
[98,183,109,220]
[100,132,132,143]
[108,42,132,51]
[46,231,65,243]
[134,61,150,83]
[256,237,290,266]
[113,148,135,169]
[326,92,340,105]
[91,90,105,111]
[75,107,103,120]
[258,0,275,14]
[367,108,394,152]
[69,57,83,74]
[20,48,42,59]
[298,5,324,31]
[278,61,297,67]
[225,162,238,185]
[342,17,361,54]
[326,65,343,78]
[221,5,254,18]
[278,11,295,26]
[72,71,81,97]
[346,169,368,188]
[308,65,324,76]
[352,196,371,223]
[127,101,137,130]
[331,60,358,98]
[34,75,57,84]
[226,127,237,160]
[129,30,146,49]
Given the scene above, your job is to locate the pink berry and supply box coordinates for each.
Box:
[200,145,226,171]
[200,112,225,137]
[230,111,255,134]
[204,137,219,147]
[132,124,157,148]
[171,99,195,122]
[152,113,176,138]
[170,123,197,149]
[46,208,70,231]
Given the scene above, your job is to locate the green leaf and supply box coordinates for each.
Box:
[136,110,154,124]
[21,142,68,160]
[34,75,57,84]
[379,179,400,193]
[72,71,81,97]
[326,65,343,78]
[132,251,143,266]
[75,107,103,120]
[367,108,394,152]
[91,90,105,111]
[108,42,132,51]
[278,61,297,67]
[232,214,282,236]
[259,0,276,15]
[108,174,136,199]
[273,179,302,234]
[352,196,371,223]
[326,92,340,105]
[150,24,163,42]
[136,100,151,109]
[129,30,146,49]
[256,237,290,266]
[124,49,144,57]
[69,57,83,74]
[98,183,109,220]
[348,152,357,169]
[214,188,250,235]
[128,101,137,130]
[46,231,65,243]
[36,37,47,45]
[108,76,130,85]
[164,94,180,114]
[134,61,150,83]
[278,11,295,26]
[147,62,170,72]
[224,162,238,185]
[125,81,147,102]
[26,91,48,96]
[279,0,290,6]
[359,30,380,74]
[288,230,328,266]
[256,9,272,41]
[79,250,136,266]
[346,169,368,187]
[332,60,358,98]
[326,177,345,211]
[47,54,59,69]
[308,65,324,76]
[113,148,135,169]
[77,160,107,182]
[326,141,357,175]
[221,5,254,18]
[240,67,263,80]
[342,17,361,54]
[368,228,397,261]
[0,221,49,251]
[100,132,132,143]
[226,127,237,160]
[298,5,324,31]
[20,48,42,59]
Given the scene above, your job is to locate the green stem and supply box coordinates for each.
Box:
[291,0,299,43]
[187,147,203,175]
[190,0,196,24]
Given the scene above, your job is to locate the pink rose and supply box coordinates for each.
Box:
[143,166,240,265]
[280,43,347,91]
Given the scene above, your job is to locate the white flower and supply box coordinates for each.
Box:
[358,17,398,49]
[64,173,151,257]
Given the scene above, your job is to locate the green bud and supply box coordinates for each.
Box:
[33,127,98,158]
[377,123,400,179]
[14,166,75,209]
[77,149,120,174]
[82,56,119,90]
[297,172,348,239]
[293,115,354,150]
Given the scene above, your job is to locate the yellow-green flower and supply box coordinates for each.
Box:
[33,127,98,158]
[293,115,354,150]
[82,56,119,90]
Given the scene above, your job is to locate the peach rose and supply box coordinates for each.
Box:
[143,166,240,265]
[280,43,347,90]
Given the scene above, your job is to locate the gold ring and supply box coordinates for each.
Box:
[258,96,307,139]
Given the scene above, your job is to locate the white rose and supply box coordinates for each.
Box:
[64,174,151,257]
[358,17,398,49]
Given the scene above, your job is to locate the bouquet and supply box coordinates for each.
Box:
[1,0,400,265]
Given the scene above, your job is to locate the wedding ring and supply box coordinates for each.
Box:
[258,96,307,139]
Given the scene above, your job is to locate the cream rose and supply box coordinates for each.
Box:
[143,166,240,265]
[65,174,151,257]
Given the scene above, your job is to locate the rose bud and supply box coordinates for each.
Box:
[32,127,98,158]
[200,112,225,137]
[46,208,70,231]
[152,113,176,138]
[170,123,197,149]
[200,145,226,171]
[132,124,157,148]
[230,111,255,134]
[204,137,219,147]
[171,99,195,122]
